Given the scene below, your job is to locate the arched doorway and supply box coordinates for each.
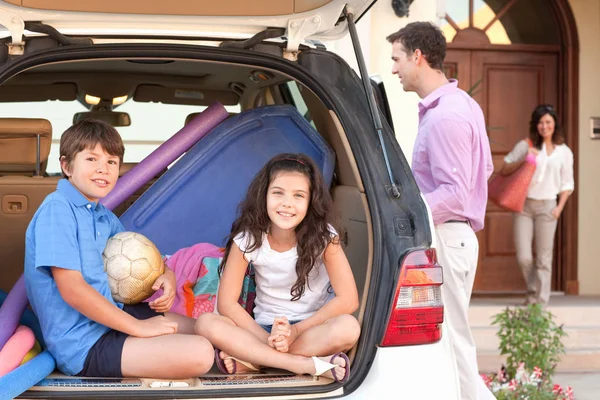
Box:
[440,0,579,295]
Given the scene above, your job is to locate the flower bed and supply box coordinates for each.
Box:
[480,362,573,399]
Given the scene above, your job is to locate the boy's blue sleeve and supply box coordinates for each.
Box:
[33,200,82,272]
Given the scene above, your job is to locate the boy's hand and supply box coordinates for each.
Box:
[133,315,178,338]
[148,265,176,312]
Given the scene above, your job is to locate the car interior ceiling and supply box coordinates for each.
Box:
[0,57,373,389]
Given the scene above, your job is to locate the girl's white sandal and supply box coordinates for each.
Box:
[311,353,350,383]
[311,356,337,377]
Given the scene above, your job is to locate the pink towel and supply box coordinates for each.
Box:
[145,243,223,316]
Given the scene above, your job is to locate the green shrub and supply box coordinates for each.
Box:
[492,304,566,379]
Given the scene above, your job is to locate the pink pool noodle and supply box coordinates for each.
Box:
[0,325,35,377]
[101,102,229,210]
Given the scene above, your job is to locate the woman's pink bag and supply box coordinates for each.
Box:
[488,140,536,213]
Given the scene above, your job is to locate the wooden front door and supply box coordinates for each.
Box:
[444,49,559,293]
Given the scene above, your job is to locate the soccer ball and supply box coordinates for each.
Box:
[102,231,165,304]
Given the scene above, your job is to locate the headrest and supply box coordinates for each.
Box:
[0,118,52,175]
[185,111,236,126]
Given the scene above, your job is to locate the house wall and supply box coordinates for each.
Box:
[569,0,600,295]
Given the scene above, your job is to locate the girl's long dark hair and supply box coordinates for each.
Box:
[220,153,339,301]
[529,104,565,149]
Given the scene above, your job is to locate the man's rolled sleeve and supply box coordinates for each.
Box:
[423,118,473,225]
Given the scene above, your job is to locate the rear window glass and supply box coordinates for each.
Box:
[0,100,240,174]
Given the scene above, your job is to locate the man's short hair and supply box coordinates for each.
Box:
[59,119,125,178]
[386,21,447,70]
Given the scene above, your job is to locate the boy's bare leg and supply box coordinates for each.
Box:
[164,312,197,334]
[195,313,347,379]
[121,333,214,378]
[288,314,360,357]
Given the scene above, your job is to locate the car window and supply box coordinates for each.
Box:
[0,100,240,174]
[285,81,315,128]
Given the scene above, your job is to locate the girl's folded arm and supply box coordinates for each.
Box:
[293,240,359,336]
[52,266,141,336]
[216,244,268,340]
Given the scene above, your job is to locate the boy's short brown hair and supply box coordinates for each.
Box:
[386,21,447,70]
[59,119,125,178]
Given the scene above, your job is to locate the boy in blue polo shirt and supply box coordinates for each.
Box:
[24,120,214,378]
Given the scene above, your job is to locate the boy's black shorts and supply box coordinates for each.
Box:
[76,303,163,377]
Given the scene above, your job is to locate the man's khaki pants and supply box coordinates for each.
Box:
[436,222,495,400]
[514,198,558,305]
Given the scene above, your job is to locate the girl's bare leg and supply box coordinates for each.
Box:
[197,313,268,373]
[289,314,361,357]
[195,313,347,379]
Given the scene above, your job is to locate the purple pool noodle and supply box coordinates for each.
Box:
[101,102,229,210]
[0,350,56,399]
[0,275,28,351]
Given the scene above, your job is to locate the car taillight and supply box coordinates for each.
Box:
[381,248,443,346]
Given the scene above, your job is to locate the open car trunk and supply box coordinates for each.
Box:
[0,42,379,398]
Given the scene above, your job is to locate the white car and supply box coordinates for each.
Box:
[0,0,459,398]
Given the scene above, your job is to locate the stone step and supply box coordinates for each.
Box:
[472,326,600,351]
[478,349,600,373]
[469,305,600,328]
[469,296,600,372]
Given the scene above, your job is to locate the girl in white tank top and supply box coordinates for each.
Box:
[194,153,360,382]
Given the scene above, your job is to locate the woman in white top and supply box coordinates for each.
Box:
[195,153,360,382]
[500,104,574,305]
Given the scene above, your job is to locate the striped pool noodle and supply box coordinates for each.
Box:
[100,102,229,210]
[0,350,55,400]
[0,275,28,352]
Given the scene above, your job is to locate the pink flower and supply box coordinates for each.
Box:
[497,367,506,383]
[533,366,542,378]
[480,373,492,388]
[565,386,574,399]
[508,379,518,391]
[553,384,563,394]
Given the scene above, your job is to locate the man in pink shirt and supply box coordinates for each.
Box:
[387,22,494,400]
